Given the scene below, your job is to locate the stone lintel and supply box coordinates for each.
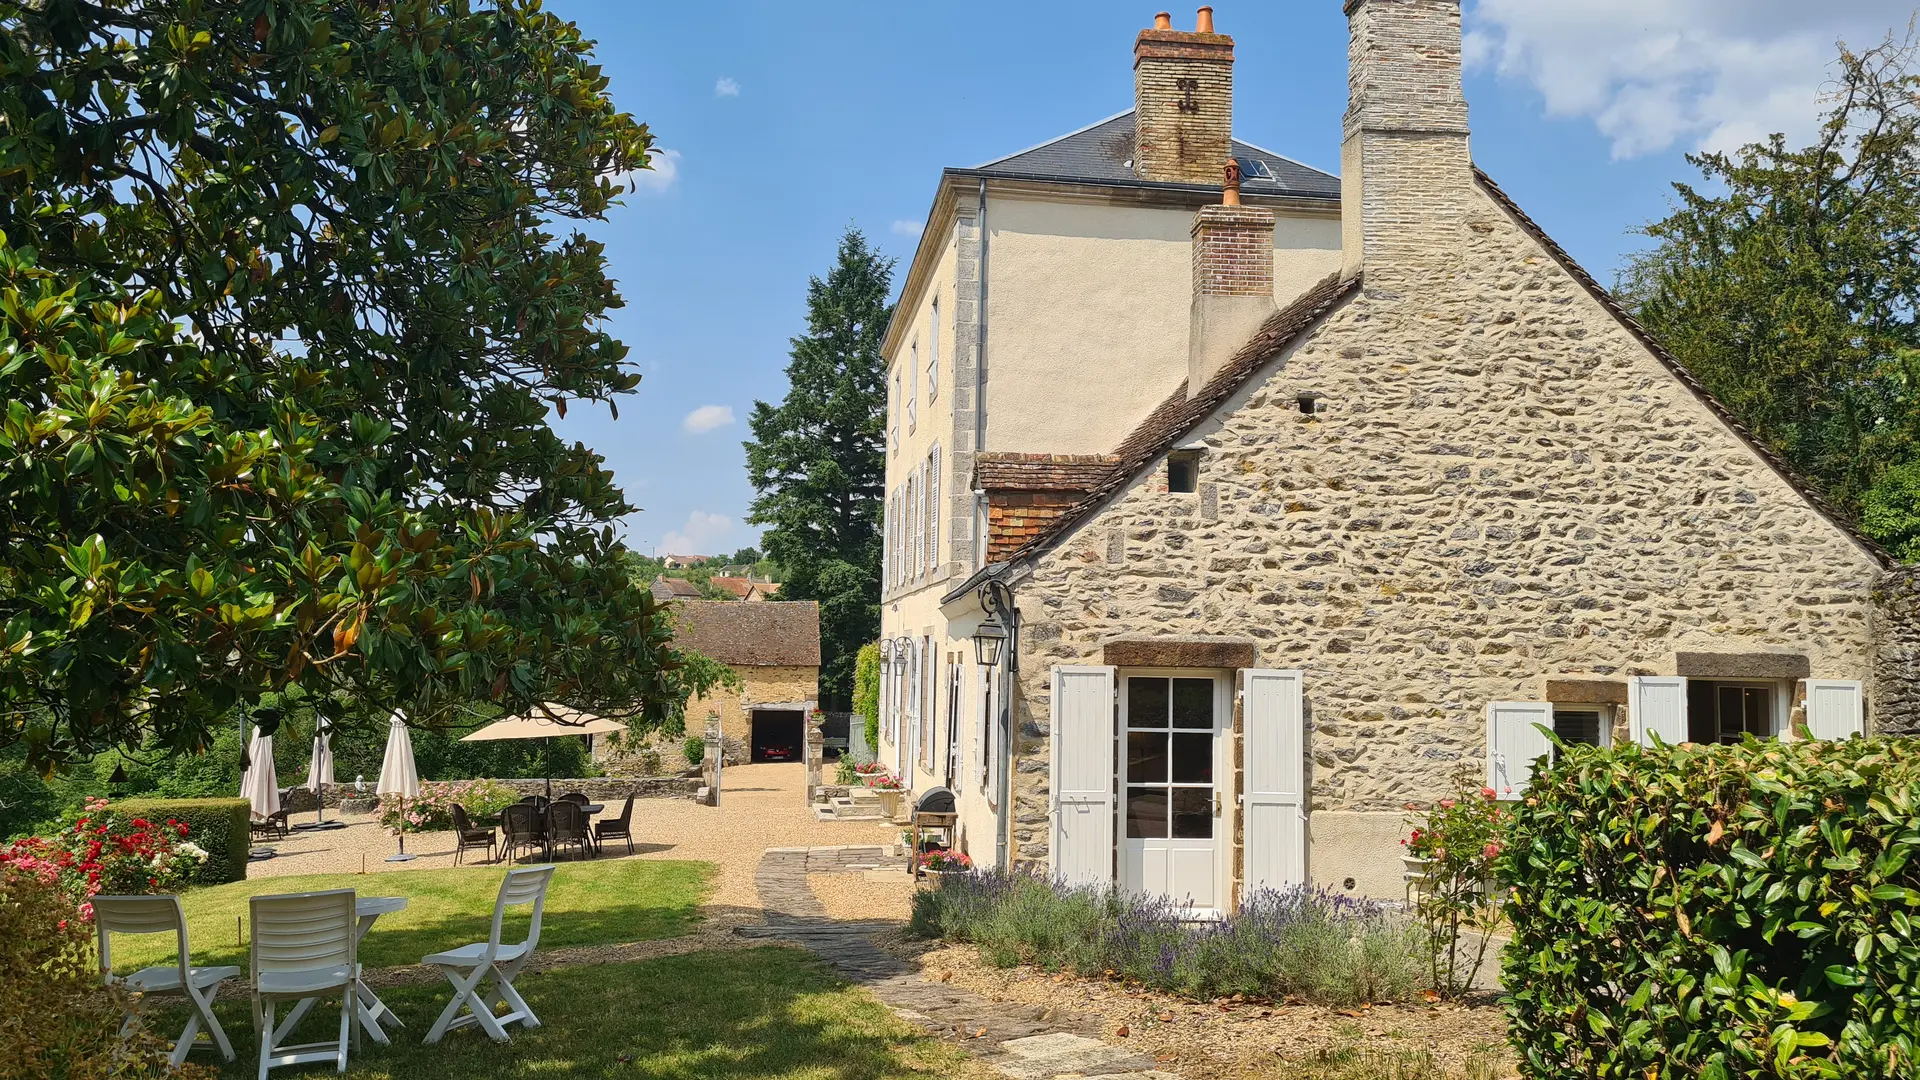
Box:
[1544,678,1627,705]
[1673,651,1811,680]
[1103,636,1257,670]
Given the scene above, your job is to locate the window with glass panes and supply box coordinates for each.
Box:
[1124,676,1216,841]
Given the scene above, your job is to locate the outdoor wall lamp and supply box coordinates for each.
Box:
[972,612,1008,668]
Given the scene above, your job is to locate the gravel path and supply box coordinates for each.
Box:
[248,764,900,916]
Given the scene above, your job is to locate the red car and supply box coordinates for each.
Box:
[759,745,796,762]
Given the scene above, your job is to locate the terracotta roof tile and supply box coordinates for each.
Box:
[672,601,821,667]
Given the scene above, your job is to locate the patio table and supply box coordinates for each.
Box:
[273,895,408,1044]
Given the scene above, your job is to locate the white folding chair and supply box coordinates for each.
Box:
[94,895,241,1066]
[422,864,557,1044]
[250,888,358,1079]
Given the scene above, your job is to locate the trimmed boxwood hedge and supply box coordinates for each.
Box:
[110,797,250,885]
[1503,736,1920,1079]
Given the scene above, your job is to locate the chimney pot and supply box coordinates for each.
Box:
[1222,160,1242,206]
[1195,6,1213,33]
[1154,11,1171,29]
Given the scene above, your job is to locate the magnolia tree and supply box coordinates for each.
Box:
[0,0,715,766]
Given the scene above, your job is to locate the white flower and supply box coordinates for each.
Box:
[176,841,207,860]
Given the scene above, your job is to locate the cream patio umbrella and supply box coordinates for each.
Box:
[461,703,625,799]
[303,718,339,830]
[376,711,421,862]
[239,725,280,824]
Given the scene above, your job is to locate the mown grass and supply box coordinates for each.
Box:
[155,946,982,1080]
[109,859,715,972]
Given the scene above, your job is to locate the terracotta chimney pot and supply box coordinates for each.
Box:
[1196,6,1213,33]
[1222,160,1242,206]
[1154,11,1171,29]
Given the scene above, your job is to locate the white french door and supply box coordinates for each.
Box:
[1119,672,1227,912]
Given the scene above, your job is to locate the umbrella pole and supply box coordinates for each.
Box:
[316,781,326,827]
[386,794,417,862]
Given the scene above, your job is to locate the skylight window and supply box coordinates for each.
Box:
[1234,156,1275,182]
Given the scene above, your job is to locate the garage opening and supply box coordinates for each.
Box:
[749,709,806,763]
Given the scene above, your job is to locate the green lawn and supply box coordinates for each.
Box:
[112,860,715,973]
[161,946,976,1080]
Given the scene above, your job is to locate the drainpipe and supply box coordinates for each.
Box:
[981,579,1019,872]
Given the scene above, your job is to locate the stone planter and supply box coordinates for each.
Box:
[874,789,903,820]
[921,868,968,888]
[1401,855,1434,899]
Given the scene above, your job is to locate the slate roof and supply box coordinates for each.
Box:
[673,600,821,668]
[650,577,702,601]
[962,110,1340,201]
[998,167,1891,567]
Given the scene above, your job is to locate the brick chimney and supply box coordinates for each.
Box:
[1339,0,1471,284]
[1134,8,1234,185]
[1189,161,1275,395]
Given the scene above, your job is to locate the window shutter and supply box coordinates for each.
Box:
[1630,676,1688,746]
[882,495,891,593]
[977,664,993,791]
[1804,680,1864,740]
[1051,665,1117,888]
[1243,669,1307,890]
[1486,701,1554,799]
[928,448,941,575]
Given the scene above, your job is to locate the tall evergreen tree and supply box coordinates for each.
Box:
[745,230,894,704]
[1619,32,1920,553]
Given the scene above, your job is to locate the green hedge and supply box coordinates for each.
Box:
[1503,737,1920,1079]
[111,798,250,885]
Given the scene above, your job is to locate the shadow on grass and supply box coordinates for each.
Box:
[163,946,966,1080]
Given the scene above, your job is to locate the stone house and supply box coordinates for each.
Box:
[674,600,820,763]
[875,1,1919,910]
[650,576,703,603]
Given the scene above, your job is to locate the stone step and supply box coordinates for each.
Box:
[814,803,886,821]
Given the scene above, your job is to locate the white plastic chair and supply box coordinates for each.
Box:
[422,864,556,1044]
[94,894,241,1066]
[250,888,358,1078]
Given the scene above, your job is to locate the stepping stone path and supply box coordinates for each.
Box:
[747,847,1179,1080]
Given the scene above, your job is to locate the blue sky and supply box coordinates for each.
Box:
[541,0,1914,558]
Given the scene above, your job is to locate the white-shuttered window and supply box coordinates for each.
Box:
[907,349,917,433]
[926,446,941,575]
[928,298,940,400]
[919,638,935,772]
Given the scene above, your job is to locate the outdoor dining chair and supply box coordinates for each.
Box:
[94,894,241,1067]
[547,799,592,859]
[449,804,497,866]
[250,808,291,842]
[501,802,546,862]
[593,793,636,855]
[250,888,359,1079]
[422,864,557,1044]
[557,792,590,806]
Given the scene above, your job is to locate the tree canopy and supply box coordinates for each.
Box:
[1621,32,1920,556]
[743,229,892,704]
[0,0,707,766]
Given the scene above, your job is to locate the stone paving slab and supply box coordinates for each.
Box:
[752,847,1179,1080]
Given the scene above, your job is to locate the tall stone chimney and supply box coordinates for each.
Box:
[1134,8,1234,185]
[1339,0,1471,284]
[1189,162,1275,395]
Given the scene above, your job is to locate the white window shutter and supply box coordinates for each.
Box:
[1051,665,1117,888]
[1804,680,1864,740]
[1630,676,1688,746]
[928,448,941,575]
[977,664,994,791]
[1243,669,1308,890]
[1486,701,1554,799]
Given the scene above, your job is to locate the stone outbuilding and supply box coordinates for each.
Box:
[872,1,1918,910]
[673,600,821,764]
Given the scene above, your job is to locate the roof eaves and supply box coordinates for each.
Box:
[971,107,1137,170]
[1471,167,1891,567]
[945,166,1340,206]
[1004,271,1361,565]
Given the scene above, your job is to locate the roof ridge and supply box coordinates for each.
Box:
[971,107,1135,170]
[1470,167,1888,566]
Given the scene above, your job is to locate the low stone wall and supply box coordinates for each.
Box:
[281,775,701,812]
[1874,565,1920,736]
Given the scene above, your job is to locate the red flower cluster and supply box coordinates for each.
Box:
[0,798,204,920]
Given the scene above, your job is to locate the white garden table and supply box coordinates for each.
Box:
[273,895,408,1045]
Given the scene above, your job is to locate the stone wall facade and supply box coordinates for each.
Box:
[1000,179,1887,873]
[692,664,820,745]
[1874,565,1920,735]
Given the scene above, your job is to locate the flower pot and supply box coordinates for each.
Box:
[922,868,966,888]
[875,790,903,820]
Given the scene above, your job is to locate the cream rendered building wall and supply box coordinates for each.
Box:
[983,194,1341,457]
[998,182,1884,898]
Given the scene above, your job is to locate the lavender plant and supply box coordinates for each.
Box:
[910,871,1426,1006]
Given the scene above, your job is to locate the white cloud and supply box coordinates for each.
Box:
[714,77,741,98]
[660,510,732,556]
[1466,0,1917,157]
[619,148,681,194]
[681,404,735,434]
[891,219,925,239]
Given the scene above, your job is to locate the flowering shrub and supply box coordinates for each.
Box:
[0,867,202,1079]
[0,798,204,918]
[378,779,517,833]
[1403,777,1510,997]
[853,761,888,776]
[919,848,973,872]
[911,872,1426,1006]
